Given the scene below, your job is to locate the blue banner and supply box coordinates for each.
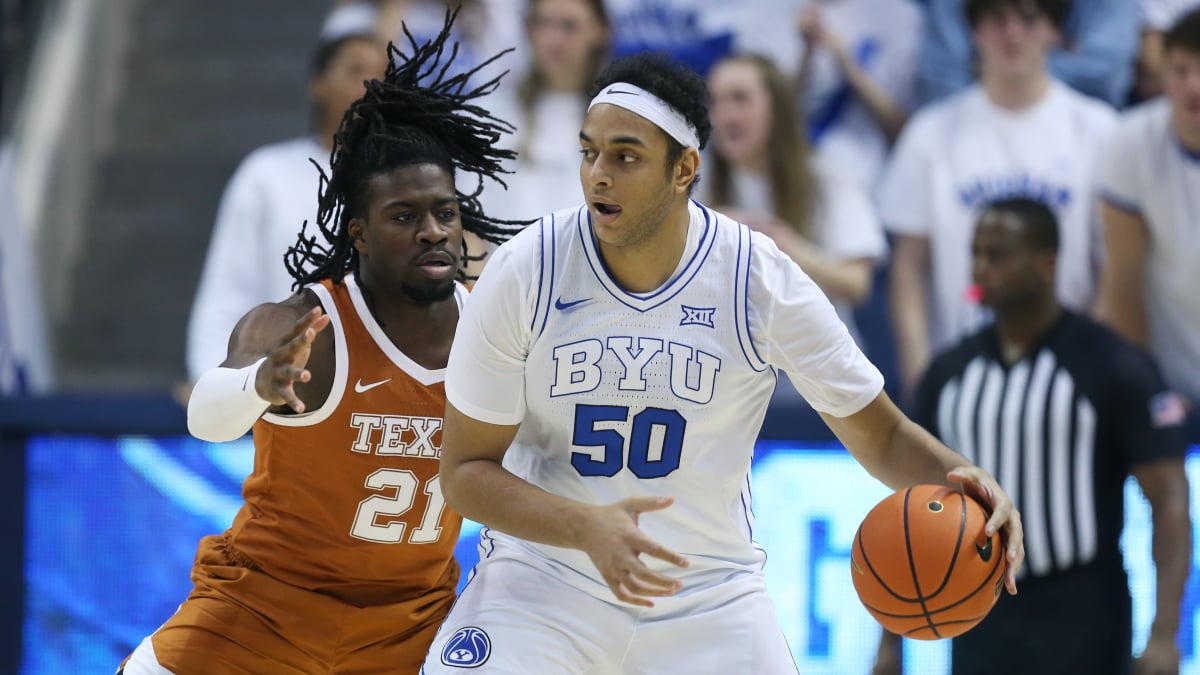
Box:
[22,435,1200,674]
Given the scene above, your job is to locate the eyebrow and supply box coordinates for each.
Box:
[379,197,458,209]
[578,131,648,147]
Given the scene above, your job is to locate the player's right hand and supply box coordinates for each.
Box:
[578,496,689,608]
[255,306,330,413]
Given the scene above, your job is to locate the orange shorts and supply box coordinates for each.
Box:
[137,535,455,675]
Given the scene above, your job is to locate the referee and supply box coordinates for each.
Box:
[873,197,1191,675]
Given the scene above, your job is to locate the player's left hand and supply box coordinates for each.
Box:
[1135,633,1181,675]
[946,466,1025,595]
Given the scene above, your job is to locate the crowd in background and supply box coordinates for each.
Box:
[154,0,1200,672]
[187,0,1200,435]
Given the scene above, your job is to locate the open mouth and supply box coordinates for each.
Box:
[594,202,622,217]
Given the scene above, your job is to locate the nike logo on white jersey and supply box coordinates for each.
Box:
[554,296,593,311]
[354,378,391,393]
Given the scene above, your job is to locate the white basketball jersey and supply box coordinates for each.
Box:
[446,201,883,597]
[1097,98,1200,402]
[878,81,1117,353]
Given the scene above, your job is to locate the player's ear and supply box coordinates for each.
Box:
[674,147,701,194]
[349,218,367,253]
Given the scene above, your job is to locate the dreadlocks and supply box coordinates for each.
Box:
[285,9,527,289]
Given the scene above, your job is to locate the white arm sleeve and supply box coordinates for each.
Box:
[749,235,885,417]
[186,158,269,380]
[444,238,537,426]
[187,358,270,442]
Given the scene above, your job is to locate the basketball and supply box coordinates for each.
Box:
[851,484,1007,640]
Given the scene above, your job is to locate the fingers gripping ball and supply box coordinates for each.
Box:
[851,484,1007,640]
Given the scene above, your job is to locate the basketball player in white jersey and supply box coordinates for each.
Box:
[420,53,1025,673]
[1096,8,1200,430]
[880,0,1117,396]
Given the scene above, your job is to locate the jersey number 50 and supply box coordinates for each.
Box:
[571,404,686,478]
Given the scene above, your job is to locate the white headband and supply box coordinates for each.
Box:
[588,82,700,149]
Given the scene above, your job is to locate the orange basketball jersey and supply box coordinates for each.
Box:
[224,275,464,607]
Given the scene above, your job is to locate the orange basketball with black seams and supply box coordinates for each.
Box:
[851,484,1007,640]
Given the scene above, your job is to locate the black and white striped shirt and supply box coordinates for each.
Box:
[914,311,1187,580]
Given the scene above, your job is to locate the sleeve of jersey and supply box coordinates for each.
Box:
[1094,116,1143,214]
[748,236,885,417]
[444,241,535,426]
[876,112,935,237]
[1112,343,1190,466]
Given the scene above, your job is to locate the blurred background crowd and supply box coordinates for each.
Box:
[4,1,1200,673]
[3,0,1200,438]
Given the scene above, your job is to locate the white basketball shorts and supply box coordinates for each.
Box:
[420,556,798,674]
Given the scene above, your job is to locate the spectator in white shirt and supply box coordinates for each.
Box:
[878,0,1116,398]
[794,0,923,192]
[1097,9,1200,429]
[703,53,887,339]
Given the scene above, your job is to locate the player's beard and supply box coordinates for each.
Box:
[401,278,456,306]
[607,183,676,250]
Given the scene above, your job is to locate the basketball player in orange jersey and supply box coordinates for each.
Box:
[119,14,524,675]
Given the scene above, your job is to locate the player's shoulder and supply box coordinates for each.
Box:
[229,287,324,347]
[695,199,744,234]
[697,201,770,257]
[535,203,590,250]
[488,204,587,268]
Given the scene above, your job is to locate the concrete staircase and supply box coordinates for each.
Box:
[54,1,329,390]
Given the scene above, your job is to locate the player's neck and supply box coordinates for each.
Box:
[355,272,459,369]
[993,297,1062,364]
[981,68,1051,111]
[598,201,692,294]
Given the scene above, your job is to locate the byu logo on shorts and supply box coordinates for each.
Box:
[441,626,491,668]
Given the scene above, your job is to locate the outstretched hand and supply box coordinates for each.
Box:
[578,496,690,607]
[947,466,1025,595]
[254,306,330,413]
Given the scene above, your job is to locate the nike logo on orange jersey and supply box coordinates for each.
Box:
[354,378,391,393]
